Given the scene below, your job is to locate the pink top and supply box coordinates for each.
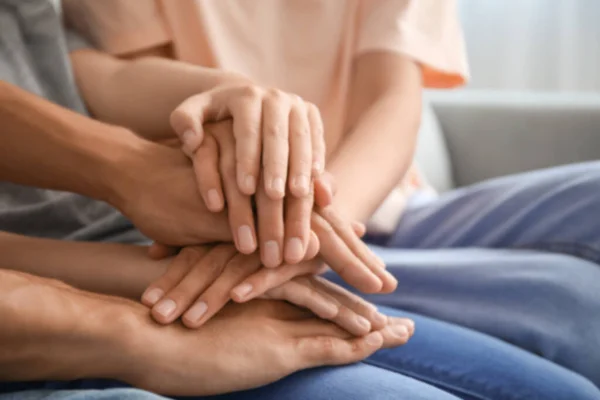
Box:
[64,0,469,229]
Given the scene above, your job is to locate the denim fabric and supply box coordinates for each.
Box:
[5,163,600,399]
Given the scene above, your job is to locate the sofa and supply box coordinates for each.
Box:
[415,90,600,192]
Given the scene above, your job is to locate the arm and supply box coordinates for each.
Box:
[327,52,422,221]
[0,82,231,245]
[0,80,138,205]
[0,268,136,381]
[0,231,165,300]
[70,48,248,141]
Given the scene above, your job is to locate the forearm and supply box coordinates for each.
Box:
[0,232,167,300]
[70,49,249,140]
[0,81,141,204]
[0,268,141,382]
[326,54,422,222]
[328,92,421,222]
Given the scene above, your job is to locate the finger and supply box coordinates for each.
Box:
[256,175,284,267]
[147,242,179,260]
[352,221,367,238]
[151,245,237,324]
[306,103,325,176]
[283,183,313,264]
[141,246,210,307]
[288,101,312,197]
[389,317,416,338]
[313,175,333,208]
[318,207,396,293]
[265,280,339,321]
[231,259,324,302]
[229,91,263,195]
[379,319,413,349]
[192,134,224,212]
[304,231,320,260]
[272,278,375,336]
[262,90,290,199]
[311,212,382,293]
[170,94,215,157]
[310,276,388,331]
[295,331,383,369]
[182,253,262,328]
[217,130,257,254]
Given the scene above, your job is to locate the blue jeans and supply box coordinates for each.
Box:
[4,162,600,400]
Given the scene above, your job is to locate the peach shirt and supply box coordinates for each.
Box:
[64,0,469,230]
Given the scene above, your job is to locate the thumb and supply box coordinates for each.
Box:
[170,93,222,157]
[147,242,179,260]
[297,331,383,369]
[314,172,335,208]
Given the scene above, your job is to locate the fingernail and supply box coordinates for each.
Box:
[142,288,164,306]
[391,324,409,338]
[185,301,208,323]
[404,319,415,333]
[263,240,281,267]
[182,129,196,144]
[372,312,387,326]
[238,225,256,253]
[154,299,176,318]
[244,174,256,193]
[232,283,253,299]
[365,332,383,346]
[293,175,309,194]
[356,315,371,331]
[206,189,222,211]
[271,177,285,196]
[285,237,304,263]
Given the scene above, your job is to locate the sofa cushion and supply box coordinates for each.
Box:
[413,101,455,192]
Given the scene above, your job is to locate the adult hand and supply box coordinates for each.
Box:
[127,299,411,396]
[141,243,410,337]
[170,82,326,200]
[111,139,232,246]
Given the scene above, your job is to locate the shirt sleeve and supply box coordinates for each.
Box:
[356,0,469,88]
[62,0,171,56]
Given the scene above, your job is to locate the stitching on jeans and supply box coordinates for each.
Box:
[364,355,534,400]
[513,241,600,264]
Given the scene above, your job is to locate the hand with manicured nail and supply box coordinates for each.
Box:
[141,241,318,327]
[140,243,408,337]
[170,82,327,206]
[129,300,411,396]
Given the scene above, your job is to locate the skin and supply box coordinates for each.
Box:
[70,48,329,262]
[0,269,411,396]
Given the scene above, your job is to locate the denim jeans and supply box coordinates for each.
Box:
[4,162,600,400]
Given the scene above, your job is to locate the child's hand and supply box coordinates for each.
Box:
[141,244,401,338]
[170,82,326,204]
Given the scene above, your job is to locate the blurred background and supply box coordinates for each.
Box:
[457,0,600,92]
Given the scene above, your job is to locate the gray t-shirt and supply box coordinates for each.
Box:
[0,0,146,243]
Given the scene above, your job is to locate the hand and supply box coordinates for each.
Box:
[141,242,409,336]
[127,300,411,396]
[112,139,233,246]
[170,82,326,201]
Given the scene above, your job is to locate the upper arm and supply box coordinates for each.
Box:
[345,0,470,130]
[63,0,172,58]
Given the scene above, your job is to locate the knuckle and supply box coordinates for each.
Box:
[239,84,262,98]
[263,124,288,140]
[179,247,204,266]
[290,125,309,138]
[266,87,285,100]
[318,337,337,358]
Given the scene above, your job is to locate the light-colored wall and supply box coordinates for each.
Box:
[458,0,600,92]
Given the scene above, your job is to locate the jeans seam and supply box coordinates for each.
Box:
[513,241,600,264]
[364,356,534,400]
